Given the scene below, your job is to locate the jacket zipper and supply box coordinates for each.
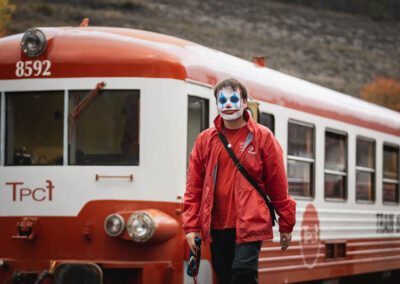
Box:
[209,162,218,238]
[236,130,253,242]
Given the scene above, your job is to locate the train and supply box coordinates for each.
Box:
[0,22,399,284]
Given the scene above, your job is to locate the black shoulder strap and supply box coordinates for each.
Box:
[217,131,277,226]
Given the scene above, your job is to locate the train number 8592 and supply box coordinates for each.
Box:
[15,60,51,77]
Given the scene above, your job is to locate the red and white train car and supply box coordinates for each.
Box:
[0,25,400,283]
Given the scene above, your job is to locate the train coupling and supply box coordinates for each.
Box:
[11,270,49,284]
[11,217,38,241]
[0,259,9,270]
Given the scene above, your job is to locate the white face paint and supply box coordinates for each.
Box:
[217,87,245,120]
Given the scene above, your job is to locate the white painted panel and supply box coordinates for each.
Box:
[263,100,400,242]
[0,78,188,216]
[0,77,399,242]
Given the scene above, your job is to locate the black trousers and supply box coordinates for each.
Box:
[210,229,261,284]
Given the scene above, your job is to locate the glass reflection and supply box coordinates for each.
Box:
[383,145,399,180]
[356,172,374,201]
[288,123,314,158]
[288,160,313,197]
[325,131,346,172]
[325,174,346,199]
[357,139,375,168]
[383,183,398,203]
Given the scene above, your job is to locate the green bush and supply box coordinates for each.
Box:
[28,2,55,16]
[272,0,400,21]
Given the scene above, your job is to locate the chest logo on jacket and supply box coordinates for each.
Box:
[239,142,257,155]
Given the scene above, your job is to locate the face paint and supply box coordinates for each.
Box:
[217,87,245,120]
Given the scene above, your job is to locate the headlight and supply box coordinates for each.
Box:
[21,28,47,58]
[104,214,125,237]
[127,211,155,242]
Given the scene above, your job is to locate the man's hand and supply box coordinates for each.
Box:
[280,232,292,251]
[186,232,201,254]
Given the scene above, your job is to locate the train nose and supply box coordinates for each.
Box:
[104,209,179,244]
[54,263,102,284]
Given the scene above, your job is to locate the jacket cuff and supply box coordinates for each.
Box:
[279,225,293,233]
[184,228,200,234]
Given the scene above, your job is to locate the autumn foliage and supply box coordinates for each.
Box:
[0,0,15,36]
[360,77,400,112]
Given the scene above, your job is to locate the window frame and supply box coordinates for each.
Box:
[0,91,5,166]
[5,90,65,166]
[68,89,141,166]
[324,128,348,202]
[259,112,275,134]
[287,119,315,199]
[355,135,376,204]
[382,142,400,205]
[186,95,209,169]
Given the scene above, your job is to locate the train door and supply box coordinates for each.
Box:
[184,81,215,284]
[186,81,214,166]
[247,101,275,133]
[0,91,4,166]
[187,95,209,167]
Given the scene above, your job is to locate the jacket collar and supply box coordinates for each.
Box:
[214,109,257,133]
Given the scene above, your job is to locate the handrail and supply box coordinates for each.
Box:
[95,174,134,181]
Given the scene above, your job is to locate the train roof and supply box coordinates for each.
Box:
[0,26,399,136]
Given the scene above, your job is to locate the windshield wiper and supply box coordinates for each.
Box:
[69,81,106,120]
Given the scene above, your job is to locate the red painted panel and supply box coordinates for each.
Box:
[0,200,195,283]
[1,200,400,282]
[1,27,399,136]
[258,238,400,283]
[0,28,187,80]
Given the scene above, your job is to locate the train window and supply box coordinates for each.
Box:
[0,93,2,165]
[287,121,315,197]
[356,137,375,202]
[382,144,399,204]
[5,91,64,165]
[259,112,275,134]
[324,130,347,200]
[187,96,209,168]
[69,90,139,165]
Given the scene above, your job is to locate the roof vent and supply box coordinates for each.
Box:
[80,18,89,27]
[252,56,266,67]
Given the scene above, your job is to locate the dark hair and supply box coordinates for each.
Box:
[214,78,248,101]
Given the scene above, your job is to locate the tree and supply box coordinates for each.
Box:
[0,0,15,35]
[360,77,400,112]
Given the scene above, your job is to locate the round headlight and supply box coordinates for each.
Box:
[21,28,47,58]
[127,211,155,242]
[104,214,125,237]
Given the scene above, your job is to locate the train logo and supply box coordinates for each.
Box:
[5,180,54,202]
[300,204,320,269]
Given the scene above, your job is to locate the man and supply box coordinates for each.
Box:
[183,78,296,284]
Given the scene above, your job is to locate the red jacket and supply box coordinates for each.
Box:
[183,111,296,244]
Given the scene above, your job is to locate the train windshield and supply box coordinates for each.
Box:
[5,91,64,165]
[69,90,140,165]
